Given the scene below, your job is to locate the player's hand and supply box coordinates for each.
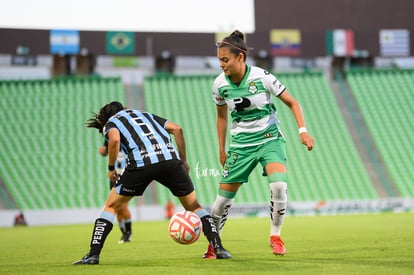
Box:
[219,151,227,166]
[300,132,314,151]
[107,170,119,182]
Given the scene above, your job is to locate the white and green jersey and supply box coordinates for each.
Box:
[212,65,286,147]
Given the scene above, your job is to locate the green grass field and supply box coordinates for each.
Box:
[0,212,413,274]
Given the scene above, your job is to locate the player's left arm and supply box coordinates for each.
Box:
[278,90,314,151]
[107,128,121,181]
[99,145,108,156]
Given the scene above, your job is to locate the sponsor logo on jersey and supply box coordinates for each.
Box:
[264,133,274,138]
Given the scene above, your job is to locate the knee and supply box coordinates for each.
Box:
[106,201,124,213]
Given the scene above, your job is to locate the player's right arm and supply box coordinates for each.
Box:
[107,128,121,181]
[216,104,228,166]
[212,77,228,166]
[165,121,190,172]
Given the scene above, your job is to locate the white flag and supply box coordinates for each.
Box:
[380,29,410,57]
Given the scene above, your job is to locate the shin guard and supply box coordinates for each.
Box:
[269,181,287,236]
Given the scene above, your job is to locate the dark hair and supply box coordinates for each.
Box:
[217,30,252,61]
[86,101,124,133]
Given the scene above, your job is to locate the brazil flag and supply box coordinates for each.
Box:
[106,31,135,54]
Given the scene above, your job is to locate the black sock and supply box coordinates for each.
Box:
[89,218,113,256]
[200,215,223,249]
[120,227,125,234]
[125,221,132,233]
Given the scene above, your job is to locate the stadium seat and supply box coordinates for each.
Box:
[0,77,126,210]
[346,69,414,198]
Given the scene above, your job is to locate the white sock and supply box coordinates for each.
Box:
[211,195,233,234]
[269,182,287,236]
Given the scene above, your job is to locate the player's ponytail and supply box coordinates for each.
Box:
[216,30,253,61]
[230,30,245,41]
[86,114,102,132]
[86,101,124,133]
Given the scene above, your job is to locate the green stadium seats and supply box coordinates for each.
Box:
[275,72,377,201]
[346,69,414,198]
[0,77,126,210]
[4,69,409,211]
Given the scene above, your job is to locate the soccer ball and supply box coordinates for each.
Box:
[168,210,202,245]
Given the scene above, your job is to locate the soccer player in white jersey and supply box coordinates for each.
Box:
[203,30,314,258]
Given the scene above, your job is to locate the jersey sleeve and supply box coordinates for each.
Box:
[152,113,168,128]
[103,121,118,138]
[262,70,286,97]
[212,77,226,106]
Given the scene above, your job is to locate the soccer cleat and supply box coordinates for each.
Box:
[118,232,132,244]
[214,247,232,259]
[72,253,99,265]
[202,243,216,259]
[270,235,286,256]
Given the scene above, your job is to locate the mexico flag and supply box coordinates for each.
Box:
[326,29,354,57]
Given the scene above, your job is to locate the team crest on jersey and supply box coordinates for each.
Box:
[248,82,258,94]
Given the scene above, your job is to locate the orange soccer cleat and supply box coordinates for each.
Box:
[270,235,286,256]
[203,243,216,259]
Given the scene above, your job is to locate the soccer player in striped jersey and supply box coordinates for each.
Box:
[203,30,314,258]
[73,101,231,265]
[98,142,132,243]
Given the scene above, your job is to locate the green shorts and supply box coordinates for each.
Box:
[221,138,287,184]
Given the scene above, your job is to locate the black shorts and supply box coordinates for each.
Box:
[115,159,194,197]
[109,181,116,190]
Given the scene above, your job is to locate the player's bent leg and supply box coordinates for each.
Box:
[211,186,238,233]
[106,193,132,244]
[178,192,232,259]
[104,189,132,213]
[73,191,133,265]
[202,190,235,259]
[202,184,239,258]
